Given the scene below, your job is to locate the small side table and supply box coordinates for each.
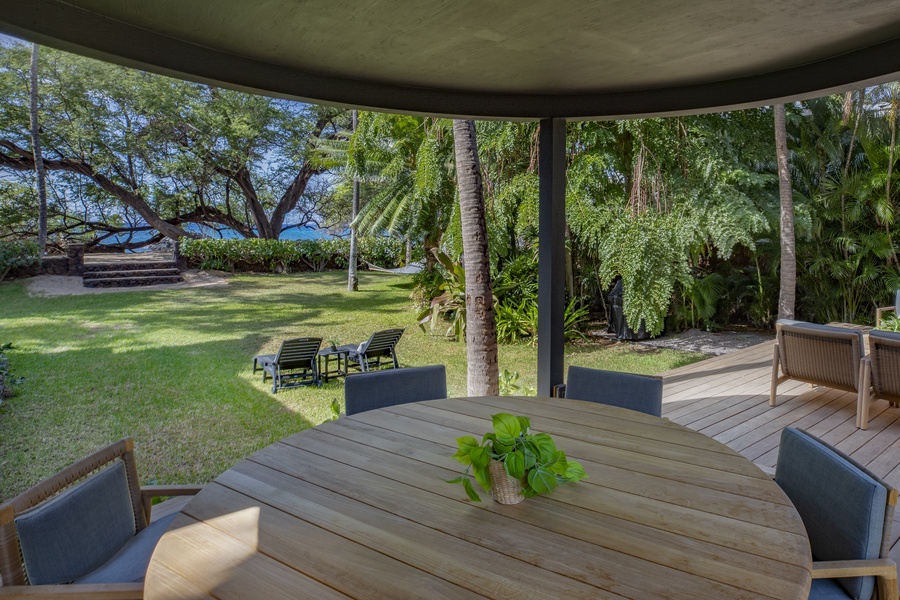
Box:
[317,347,349,382]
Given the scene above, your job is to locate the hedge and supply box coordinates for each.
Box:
[179,237,407,273]
[0,240,40,283]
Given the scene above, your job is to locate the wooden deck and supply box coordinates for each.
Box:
[661,340,900,562]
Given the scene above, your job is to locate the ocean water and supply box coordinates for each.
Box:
[106,223,332,247]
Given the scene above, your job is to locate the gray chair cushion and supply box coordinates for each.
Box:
[15,461,137,585]
[75,512,178,584]
[345,365,447,415]
[809,578,854,600]
[775,428,887,600]
[565,366,663,417]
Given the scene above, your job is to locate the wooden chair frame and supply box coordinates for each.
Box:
[0,438,200,598]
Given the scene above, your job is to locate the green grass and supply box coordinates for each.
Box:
[0,271,706,500]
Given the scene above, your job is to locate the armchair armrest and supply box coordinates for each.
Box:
[140,485,202,523]
[812,558,896,578]
[0,582,143,598]
[140,485,203,499]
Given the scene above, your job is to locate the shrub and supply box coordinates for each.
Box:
[0,342,23,404]
[0,240,40,283]
[179,237,404,273]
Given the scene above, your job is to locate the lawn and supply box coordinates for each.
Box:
[0,271,706,500]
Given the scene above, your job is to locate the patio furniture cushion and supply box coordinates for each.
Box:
[809,578,854,600]
[345,364,447,415]
[775,427,887,600]
[564,366,663,417]
[14,461,137,585]
[75,512,178,584]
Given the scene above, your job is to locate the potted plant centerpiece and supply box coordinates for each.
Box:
[449,413,586,504]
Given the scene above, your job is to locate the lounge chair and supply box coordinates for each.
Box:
[769,320,865,407]
[775,427,898,599]
[0,438,201,598]
[561,366,663,417]
[344,364,447,415]
[857,329,900,430]
[876,290,900,328]
[253,337,322,393]
[339,328,404,372]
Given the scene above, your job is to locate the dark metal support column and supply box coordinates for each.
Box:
[537,118,566,396]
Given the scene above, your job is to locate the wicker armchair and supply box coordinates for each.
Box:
[770,321,865,407]
[0,438,200,598]
[857,330,900,430]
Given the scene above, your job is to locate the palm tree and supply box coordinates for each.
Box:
[348,109,359,291]
[774,104,796,319]
[452,119,499,396]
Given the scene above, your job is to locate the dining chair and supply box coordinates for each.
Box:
[563,366,663,417]
[0,438,200,598]
[344,364,447,415]
[775,427,898,600]
[857,329,900,430]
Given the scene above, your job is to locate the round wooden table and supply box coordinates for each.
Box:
[145,396,812,599]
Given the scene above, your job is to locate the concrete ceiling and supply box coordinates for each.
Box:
[4,0,900,119]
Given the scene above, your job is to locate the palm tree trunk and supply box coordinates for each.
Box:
[452,119,498,396]
[774,104,795,320]
[29,43,47,252]
[348,110,359,291]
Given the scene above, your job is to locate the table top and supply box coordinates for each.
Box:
[145,396,812,599]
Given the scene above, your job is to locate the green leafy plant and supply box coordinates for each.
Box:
[877,314,900,332]
[448,413,586,502]
[0,240,40,283]
[0,342,24,405]
[498,369,535,396]
[416,250,467,340]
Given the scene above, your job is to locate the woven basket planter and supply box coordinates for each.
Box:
[488,460,525,505]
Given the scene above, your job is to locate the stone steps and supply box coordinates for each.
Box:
[82,260,184,288]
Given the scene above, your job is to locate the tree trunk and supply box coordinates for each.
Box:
[348,110,359,291]
[29,43,48,252]
[774,104,796,320]
[452,119,498,396]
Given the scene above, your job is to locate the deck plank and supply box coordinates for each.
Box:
[660,341,900,566]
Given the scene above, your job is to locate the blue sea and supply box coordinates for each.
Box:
[107,223,333,248]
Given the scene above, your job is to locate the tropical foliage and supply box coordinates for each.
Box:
[448,413,586,502]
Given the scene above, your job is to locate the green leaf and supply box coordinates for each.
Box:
[506,450,526,479]
[564,459,587,482]
[492,413,521,442]
[522,446,537,470]
[531,433,557,462]
[516,415,531,432]
[527,467,558,495]
[444,476,465,484]
[456,435,479,452]
[452,436,480,465]
[473,464,491,492]
[462,478,482,502]
[469,446,491,470]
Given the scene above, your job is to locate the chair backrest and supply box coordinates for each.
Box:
[776,321,864,392]
[275,337,322,369]
[345,365,447,416]
[869,329,900,400]
[564,366,663,417]
[359,328,404,357]
[0,438,145,586]
[775,427,897,600]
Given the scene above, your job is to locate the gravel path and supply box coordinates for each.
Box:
[634,328,773,356]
